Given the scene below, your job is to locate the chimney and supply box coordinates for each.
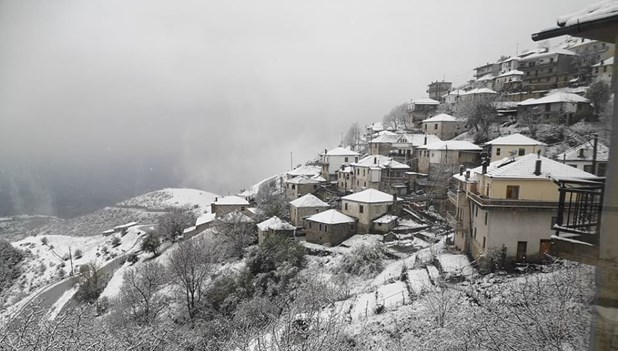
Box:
[465,170,470,180]
[481,160,488,175]
[459,165,464,176]
[534,157,542,176]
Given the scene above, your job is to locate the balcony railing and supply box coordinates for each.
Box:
[553,178,604,244]
[467,192,558,209]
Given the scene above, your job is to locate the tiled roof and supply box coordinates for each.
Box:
[289,193,329,208]
[484,133,546,146]
[342,188,402,203]
[306,209,355,224]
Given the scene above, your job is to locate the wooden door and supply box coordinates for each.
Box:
[516,241,527,262]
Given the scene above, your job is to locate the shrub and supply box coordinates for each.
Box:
[337,242,387,276]
[127,253,139,264]
[74,249,83,259]
[75,263,106,303]
[0,239,24,293]
[40,237,48,246]
[141,233,161,256]
[111,236,121,247]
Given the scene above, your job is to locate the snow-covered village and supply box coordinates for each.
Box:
[1,1,618,350]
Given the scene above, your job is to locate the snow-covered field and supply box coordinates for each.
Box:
[117,188,219,212]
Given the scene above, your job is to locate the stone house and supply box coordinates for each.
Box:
[211,196,250,217]
[257,216,296,244]
[518,92,591,122]
[285,176,322,200]
[417,141,482,176]
[592,56,613,85]
[421,114,466,140]
[405,98,439,129]
[348,155,410,195]
[289,193,330,227]
[286,165,322,180]
[341,189,402,233]
[368,132,400,156]
[319,147,359,181]
[305,209,357,246]
[427,81,452,102]
[494,70,524,92]
[390,133,441,169]
[483,133,547,162]
[448,154,599,262]
[555,140,609,176]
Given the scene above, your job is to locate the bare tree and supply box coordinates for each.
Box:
[157,207,198,242]
[343,122,362,151]
[215,217,257,259]
[382,103,407,131]
[255,186,289,221]
[457,95,497,143]
[118,262,169,325]
[518,108,541,138]
[586,80,611,116]
[168,236,217,319]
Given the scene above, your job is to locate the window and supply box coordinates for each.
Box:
[474,227,477,238]
[506,185,520,199]
[319,223,323,231]
[496,147,501,156]
[364,181,366,186]
[482,237,486,249]
[475,205,478,217]
[324,225,328,233]
[484,212,488,225]
[355,157,358,162]
[518,148,525,156]
[363,169,366,176]
[434,123,438,130]
[584,165,593,173]
[344,157,348,162]
[309,222,312,228]
[359,205,364,213]
[388,205,392,212]
[350,224,354,230]
[550,58,554,63]
[545,104,550,112]
[292,184,296,190]
[344,203,348,210]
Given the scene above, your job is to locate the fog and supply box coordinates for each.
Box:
[0,0,590,218]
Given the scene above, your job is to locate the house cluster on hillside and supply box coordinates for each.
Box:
[184,34,611,265]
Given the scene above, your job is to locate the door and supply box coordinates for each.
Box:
[516,241,527,262]
[540,239,552,258]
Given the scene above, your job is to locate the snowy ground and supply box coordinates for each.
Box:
[117,188,220,212]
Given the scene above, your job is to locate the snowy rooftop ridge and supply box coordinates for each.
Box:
[352,155,410,169]
[257,216,295,231]
[214,195,250,205]
[286,165,322,177]
[286,175,321,184]
[496,70,524,78]
[397,133,441,146]
[306,209,355,224]
[371,133,401,144]
[555,141,610,162]
[557,0,618,28]
[484,133,547,146]
[422,113,462,123]
[417,140,481,151]
[289,193,329,208]
[519,92,589,106]
[324,147,360,156]
[412,97,439,105]
[461,88,497,95]
[342,188,402,203]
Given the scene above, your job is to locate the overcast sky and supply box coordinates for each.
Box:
[0,0,592,217]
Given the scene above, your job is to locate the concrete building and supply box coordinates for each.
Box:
[211,196,250,217]
[349,155,410,195]
[341,189,402,233]
[498,56,520,74]
[257,216,296,244]
[458,88,498,105]
[368,132,400,156]
[284,176,322,200]
[494,70,524,92]
[518,92,591,123]
[289,193,330,227]
[448,154,599,262]
[390,133,442,169]
[483,133,547,162]
[555,140,609,176]
[336,166,354,193]
[592,56,614,85]
[518,48,578,90]
[319,147,360,181]
[474,62,500,79]
[286,165,322,180]
[417,141,482,176]
[427,81,452,102]
[305,209,356,246]
[405,98,440,129]
[421,114,466,140]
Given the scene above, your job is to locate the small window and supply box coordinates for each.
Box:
[434,123,438,130]
[484,212,488,225]
[344,203,348,210]
[292,184,296,190]
[518,148,525,156]
[584,165,593,173]
[325,225,328,233]
[388,205,392,212]
[506,185,520,200]
[350,224,354,230]
[496,147,501,156]
[474,227,477,238]
[482,237,486,249]
[359,205,364,214]
[344,157,348,162]
[309,222,312,229]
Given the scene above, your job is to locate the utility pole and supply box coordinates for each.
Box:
[68,246,74,276]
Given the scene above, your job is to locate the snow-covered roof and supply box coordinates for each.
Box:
[214,195,250,206]
[196,213,216,226]
[286,175,320,184]
[373,214,399,224]
[496,70,524,78]
[289,193,329,208]
[183,226,196,234]
[102,229,115,234]
[352,155,410,169]
[458,154,600,181]
[412,97,440,105]
[337,166,353,173]
[499,56,520,63]
[422,113,462,123]
[114,222,138,230]
[518,92,589,106]
[342,188,402,203]
[219,210,255,223]
[461,88,498,95]
[286,165,322,177]
[519,48,578,61]
[593,56,614,67]
[557,0,618,28]
[324,147,360,156]
[397,133,442,146]
[484,133,547,146]
[555,141,610,162]
[443,89,466,97]
[306,209,355,224]
[417,140,481,151]
[257,216,296,231]
[370,133,401,144]
[476,73,496,82]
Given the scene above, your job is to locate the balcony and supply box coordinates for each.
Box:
[447,189,459,204]
[467,192,558,209]
[446,212,461,228]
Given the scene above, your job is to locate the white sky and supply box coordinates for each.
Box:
[0,0,593,213]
